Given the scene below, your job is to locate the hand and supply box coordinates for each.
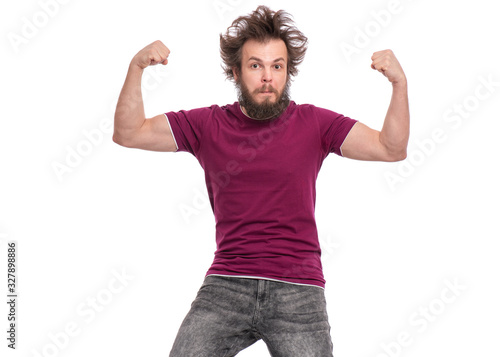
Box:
[132,40,170,70]
[371,49,406,85]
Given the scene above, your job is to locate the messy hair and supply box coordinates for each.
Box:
[220,5,308,81]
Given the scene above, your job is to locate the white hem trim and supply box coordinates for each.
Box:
[163,113,179,152]
[206,274,324,289]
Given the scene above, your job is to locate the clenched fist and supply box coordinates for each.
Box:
[371,50,406,85]
[132,40,170,70]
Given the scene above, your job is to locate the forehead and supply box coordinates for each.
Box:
[241,38,287,62]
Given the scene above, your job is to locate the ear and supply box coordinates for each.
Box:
[232,67,239,81]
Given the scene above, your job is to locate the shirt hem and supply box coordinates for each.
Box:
[205,273,325,289]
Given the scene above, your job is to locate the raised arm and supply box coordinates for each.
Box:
[341,49,409,162]
[113,40,177,152]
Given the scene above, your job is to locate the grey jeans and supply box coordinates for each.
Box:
[169,275,334,357]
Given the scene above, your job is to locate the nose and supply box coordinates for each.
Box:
[262,67,272,83]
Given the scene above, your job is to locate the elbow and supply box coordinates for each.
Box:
[112,132,132,148]
[379,132,409,162]
[112,132,120,144]
[382,138,408,162]
[112,132,124,146]
[388,148,407,162]
[393,151,407,162]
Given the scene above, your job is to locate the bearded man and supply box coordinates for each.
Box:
[113,5,409,356]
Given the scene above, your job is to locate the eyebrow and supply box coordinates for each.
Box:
[247,56,286,63]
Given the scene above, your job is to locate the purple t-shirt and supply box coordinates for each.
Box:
[165,101,357,288]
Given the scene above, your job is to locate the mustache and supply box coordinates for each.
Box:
[254,85,278,95]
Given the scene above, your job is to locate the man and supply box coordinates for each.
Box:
[113,5,409,357]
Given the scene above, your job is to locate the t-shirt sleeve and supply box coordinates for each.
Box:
[164,106,212,157]
[313,105,358,157]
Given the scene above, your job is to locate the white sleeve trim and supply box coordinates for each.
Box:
[163,113,179,152]
[339,121,358,157]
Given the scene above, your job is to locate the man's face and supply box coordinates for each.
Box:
[233,38,290,120]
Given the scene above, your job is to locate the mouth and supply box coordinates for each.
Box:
[258,85,276,94]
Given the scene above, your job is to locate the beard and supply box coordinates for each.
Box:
[236,77,291,121]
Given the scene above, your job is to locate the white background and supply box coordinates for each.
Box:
[1,0,499,356]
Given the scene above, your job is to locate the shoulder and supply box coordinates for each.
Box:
[168,103,229,119]
[188,102,240,118]
[218,101,241,115]
[289,101,337,113]
[289,102,341,119]
[285,101,315,116]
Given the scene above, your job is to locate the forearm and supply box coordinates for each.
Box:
[113,62,146,142]
[380,80,409,159]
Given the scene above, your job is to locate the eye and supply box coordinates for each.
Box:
[274,64,282,70]
[251,63,260,69]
